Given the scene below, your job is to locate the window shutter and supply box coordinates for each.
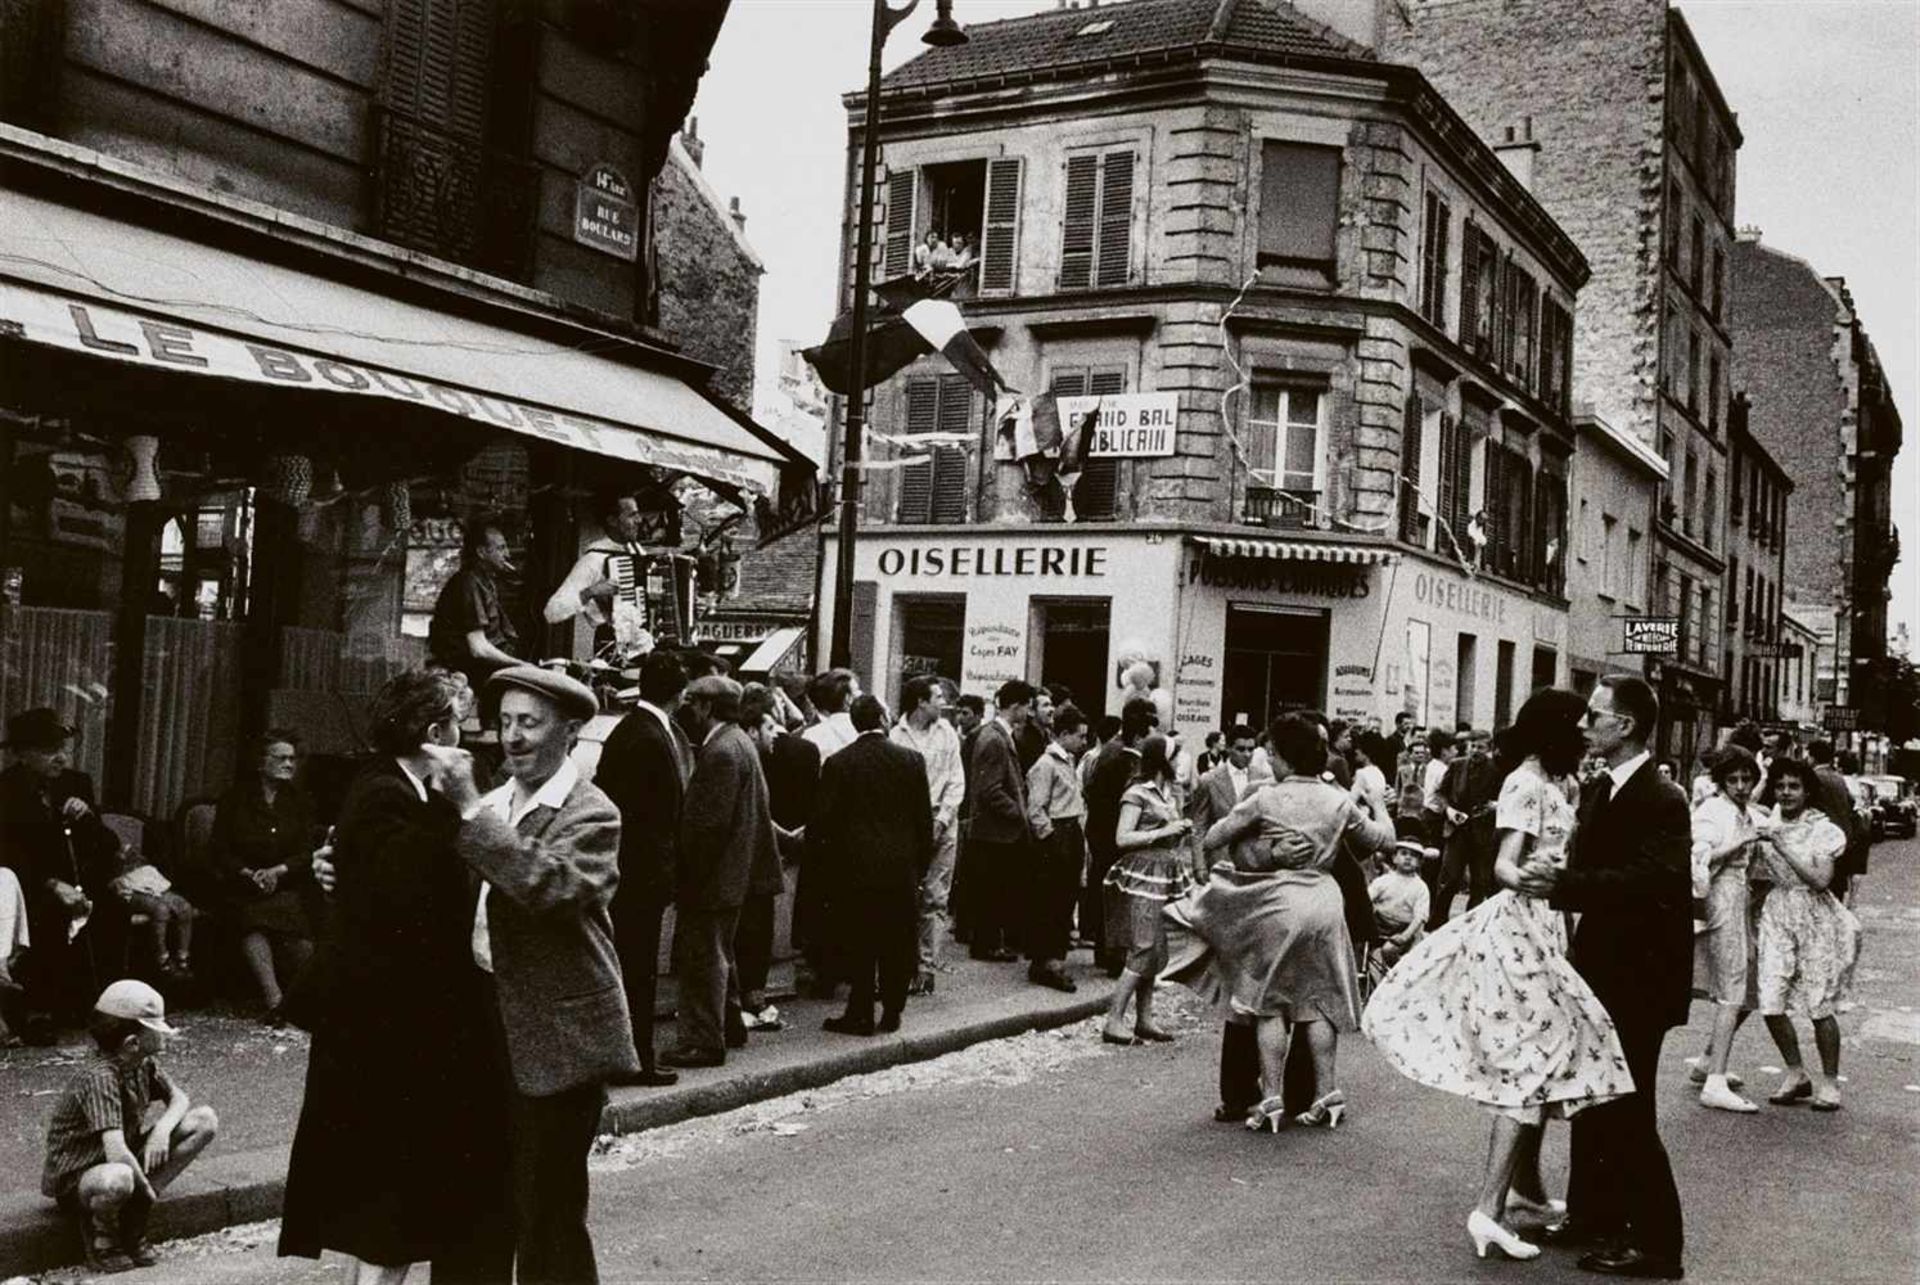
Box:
[897,378,938,523]
[1398,393,1424,543]
[1483,442,1507,570]
[1458,224,1480,351]
[1259,142,1341,270]
[1059,153,1100,290]
[1071,367,1127,519]
[883,168,917,280]
[1421,192,1450,324]
[1436,411,1461,553]
[1095,150,1134,288]
[980,158,1024,296]
[931,374,973,524]
[1511,456,1534,581]
[377,0,497,259]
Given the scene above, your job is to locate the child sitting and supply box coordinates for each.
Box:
[1369,840,1433,972]
[110,846,196,979]
[42,980,218,1272]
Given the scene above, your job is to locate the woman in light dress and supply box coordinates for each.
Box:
[1363,689,1634,1263]
[1164,713,1395,1132]
[1688,745,1767,1112]
[1100,735,1194,1045]
[1751,756,1860,1111]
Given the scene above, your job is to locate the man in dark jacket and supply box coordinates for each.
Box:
[811,696,933,1035]
[1429,728,1502,929]
[664,676,777,1068]
[1810,742,1869,901]
[1082,696,1157,973]
[738,682,815,1026]
[962,681,1035,962]
[1522,675,1691,1280]
[593,652,691,1086]
[0,708,126,1037]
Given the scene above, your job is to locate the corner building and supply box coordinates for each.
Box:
[814,0,1587,737]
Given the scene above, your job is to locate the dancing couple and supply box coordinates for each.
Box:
[1364,679,1692,1280]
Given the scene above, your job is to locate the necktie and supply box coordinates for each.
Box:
[1587,773,1614,816]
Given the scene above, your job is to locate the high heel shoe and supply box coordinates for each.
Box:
[1293,1090,1347,1129]
[1468,1210,1540,1261]
[1244,1096,1287,1133]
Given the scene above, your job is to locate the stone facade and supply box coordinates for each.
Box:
[1565,411,1664,693]
[1731,234,1905,724]
[651,135,763,415]
[1723,398,1791,721]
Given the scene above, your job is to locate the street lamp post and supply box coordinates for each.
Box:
[828,0,965,670]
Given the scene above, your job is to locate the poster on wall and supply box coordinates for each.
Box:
[1404,619,1432,728]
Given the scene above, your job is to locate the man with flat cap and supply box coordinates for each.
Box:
[424,665,637,1285]
[665,674,778,1068]
[0,708,127,1040]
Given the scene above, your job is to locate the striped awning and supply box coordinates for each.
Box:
[1192,537,1400,565]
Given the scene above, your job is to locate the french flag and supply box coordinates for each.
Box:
[803,288,1005,399]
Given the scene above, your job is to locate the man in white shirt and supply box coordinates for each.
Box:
[891,675,964,994]
[542,493,659,662]
[801,669,861,760]
[1186,723,1256,881]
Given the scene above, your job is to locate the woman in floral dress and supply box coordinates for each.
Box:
[1751,756,1860,1111]
[1363,689,1633,1263]
[1100,736,1193,1045]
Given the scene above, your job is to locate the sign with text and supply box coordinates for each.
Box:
[1622,617,1681,655]
[1822,705,1862,732]
[1749,640,1804,660]
[574,163,640,261]
[1056,393,1179,458]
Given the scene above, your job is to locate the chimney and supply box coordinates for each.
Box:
[1493,119,1540,192]
[682,116,704,169]
[1287,0,1385,51]
[729,196,747,235]
[1736,225,1763,244]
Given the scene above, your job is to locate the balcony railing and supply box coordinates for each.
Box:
[370,106,541,282]
[1244,486,1318,530]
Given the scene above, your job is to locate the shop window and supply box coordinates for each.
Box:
[894,595,965,705]
[1049,366,1126,520]
[1495,639,1516,729]
[1223,605,1329,730]
[1419,189,1450,329]
[1059,148,1135,291]
[1531,645,1557,693]
[1244,381,1326,529]
[1030,598,1112,718]
[896,374,973,525]
[1258,141,1341,287]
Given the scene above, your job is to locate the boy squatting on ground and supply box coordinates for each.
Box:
[41,979,219,1273]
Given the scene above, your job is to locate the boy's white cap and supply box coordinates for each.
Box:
[95,979,177,1035]
[1394,838,1439,860]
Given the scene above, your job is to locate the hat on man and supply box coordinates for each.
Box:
[684,674,744,704]
[95,979,178,1035]
[3,707,73,750]
[484,665,599,721]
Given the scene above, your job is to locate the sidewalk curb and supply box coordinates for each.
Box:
[0,991,1111,1277]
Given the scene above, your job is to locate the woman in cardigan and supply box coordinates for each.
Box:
[210,731,319,1023]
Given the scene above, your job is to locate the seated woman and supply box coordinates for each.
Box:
[211,732,319,1025]
[1751,757,1860,1111]
[1166,713,1394,1133]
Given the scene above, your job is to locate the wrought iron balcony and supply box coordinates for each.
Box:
[1243,485,1318,530]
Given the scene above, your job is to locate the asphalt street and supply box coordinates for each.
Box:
[17,837,1919,1285]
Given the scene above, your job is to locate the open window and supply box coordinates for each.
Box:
[881,158,1022,298]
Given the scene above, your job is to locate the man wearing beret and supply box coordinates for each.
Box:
[425,666,637,1285]
[665,675,778,1068]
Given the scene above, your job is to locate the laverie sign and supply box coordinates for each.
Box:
[1057,392,1179,458]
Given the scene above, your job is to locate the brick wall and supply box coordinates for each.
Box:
[1382,0,1670,449]
[651,142,761,413]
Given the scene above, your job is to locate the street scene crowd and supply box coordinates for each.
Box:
[0,639,1883,1282]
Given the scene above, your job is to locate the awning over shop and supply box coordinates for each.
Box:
[738,626,806,674]
[0,187,797,496]
[1191,536,1400,566]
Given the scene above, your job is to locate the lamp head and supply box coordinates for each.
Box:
[923,0,967,46]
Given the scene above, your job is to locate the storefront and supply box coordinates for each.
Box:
[819,526,1568,738]
[0,178,806,820]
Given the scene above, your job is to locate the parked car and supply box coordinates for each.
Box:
[1863,774,1918,839]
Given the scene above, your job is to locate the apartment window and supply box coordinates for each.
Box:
[1419,189,1451,328]
[1744,565,1755,638]
[1683,450,1698,539]
[1505,265,1538,390]
[1727,554,1739,628]
[1246,382,1327,526]
[1703,467,1717,551]
[1539,300,1572,417]
[1059,148,1135,290]
[1662,302,1682,394]
[1626,527,1644,606]
[1730,451,1744,523]
[1259,141,1342,287]
[1689,216,1705,297]
[1576,498,1590,563]
[1600,514,1618,596]
[1050,365,1127,519]
[1398,392,1425,543]
[1434,411,1470,556]
[1535,470,1568,594]
[897,374,975,524]
[1481,440,1533,582]
[1711,246,1726,320]
[1460,222,1500,360]
[1667,182,1685,269]
[1708,356,1722,431]
[1687,329,1702,414]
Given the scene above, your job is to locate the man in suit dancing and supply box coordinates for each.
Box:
[812,696,934,1035]
[1519,674,1690,1280]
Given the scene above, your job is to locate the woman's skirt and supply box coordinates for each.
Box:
[1757,885,1861,1020]
[1162,863,1360,1029]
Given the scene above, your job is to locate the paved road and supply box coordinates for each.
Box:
[22,839,1920,1285]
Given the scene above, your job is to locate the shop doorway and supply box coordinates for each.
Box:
[1222,605,1328,730]
[1531,645,1558,696]
[893,595,966,708]
[1030,598,1111,716]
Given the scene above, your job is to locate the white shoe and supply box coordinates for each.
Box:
[1699,1076,1759,1113]
[1468,1210,1540,1261]
[1686,1059,1743,1089]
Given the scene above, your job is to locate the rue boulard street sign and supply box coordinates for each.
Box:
[576,163,640,261]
